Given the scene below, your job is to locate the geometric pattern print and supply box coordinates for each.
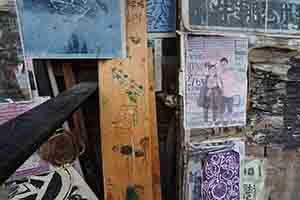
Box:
[202,150,240,200]
[8,167,98,200]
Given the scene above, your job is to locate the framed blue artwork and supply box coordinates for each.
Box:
[147,0,176,33]
[16,0,126,58]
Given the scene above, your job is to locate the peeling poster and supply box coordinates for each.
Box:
[0,0,32,103]
[242,159,266,200]
[184,35,248,129]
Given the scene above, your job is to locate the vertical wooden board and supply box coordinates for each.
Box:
[98,0,153,200]
[62,63,88,147]
[148,48,162,200]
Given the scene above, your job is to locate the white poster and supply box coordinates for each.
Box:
[242,158,266,200]
[184,35,248,129]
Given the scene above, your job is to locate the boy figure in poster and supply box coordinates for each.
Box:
[219,57,236,120]
[203,62,223,123]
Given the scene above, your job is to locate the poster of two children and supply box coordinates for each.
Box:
[184,36,248,129]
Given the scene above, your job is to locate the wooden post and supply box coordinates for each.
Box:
[98,0,158,199]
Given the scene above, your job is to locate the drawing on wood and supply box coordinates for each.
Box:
[16,0,126,58]
[0,0,32,103]
[147,0,176,33]
[184,35,248,129]
[111,67,144,105]
[183,0,300,36]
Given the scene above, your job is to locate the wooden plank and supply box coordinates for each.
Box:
[62,62,89,178]
[98,0,154,199]
[47,61,60,97]
[33,60,53,97]
[47,61,70,130]
[0,82,97,184]
[47,61,84,177]
[147,48,162,200]
[62,63,88,149]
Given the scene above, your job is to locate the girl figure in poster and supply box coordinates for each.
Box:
[203,62,223,123]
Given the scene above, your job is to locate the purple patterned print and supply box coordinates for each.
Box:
[202,150,240,200]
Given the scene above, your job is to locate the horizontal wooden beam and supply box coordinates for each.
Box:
[0,82,97,184]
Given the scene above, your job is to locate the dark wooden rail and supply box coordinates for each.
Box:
[0,82,97,184]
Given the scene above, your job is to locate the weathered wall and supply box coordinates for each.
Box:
[186,43,300,200]
[248,46,300,200]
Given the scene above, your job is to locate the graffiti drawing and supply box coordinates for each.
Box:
[112,67,144,105]
[111,67,144,128]
[112,104,138,130]
[112,144,145,158]
[112,67,144,103]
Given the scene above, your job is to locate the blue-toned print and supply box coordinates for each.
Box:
[17,0,126,58]
[147,0,176,33]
